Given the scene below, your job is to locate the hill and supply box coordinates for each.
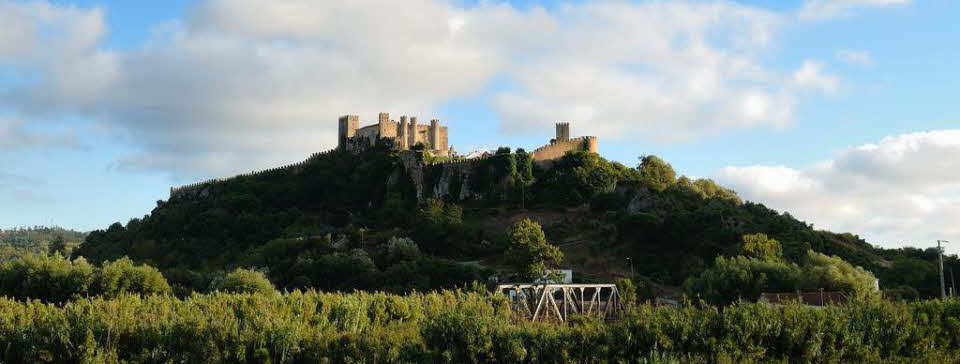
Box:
[0,226,85,259]
[75,142,956,298]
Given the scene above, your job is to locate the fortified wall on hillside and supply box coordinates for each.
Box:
[169,112,598,199]
[530,122,598,162]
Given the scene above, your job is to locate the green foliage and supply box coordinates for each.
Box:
[616,277,638,306]
[218,268,276,295]
[739,233,784,262]
[382,237,422,264]
[93,257,171,298]
[685,250,879,305]
[48,236,68,256]
[70,145,957,300]
[0,254,170,303]
[638,155,676,191]
[804,250,879,299]
[0,226,85,260]
[684,255,805,305]
[417,198,462,227]
[0,290,956,362]
[505,219,563,281]
[538,151,619,204]
[0,254,95,303]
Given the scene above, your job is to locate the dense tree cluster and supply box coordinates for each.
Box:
[0,254,169,303]
[684,234,879,305]
[70,146,957,299]
[0,226,85,259]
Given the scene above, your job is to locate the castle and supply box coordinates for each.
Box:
[338,112,598,161]
[170,112,598,198]
[339,112,450,155]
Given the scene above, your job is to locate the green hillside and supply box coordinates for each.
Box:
[0,226,85,259]
[75,143,956,298]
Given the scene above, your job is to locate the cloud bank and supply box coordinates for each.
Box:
[0,0,871,177]
[718,130,960,249]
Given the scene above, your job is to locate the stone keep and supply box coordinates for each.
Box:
[338,112,449,155]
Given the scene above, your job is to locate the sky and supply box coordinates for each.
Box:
[1,0,958,253]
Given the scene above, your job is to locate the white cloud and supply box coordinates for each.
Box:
[717,130,960,252]
[0,115,83,150]
[0,0,888,178]
[799,0,911,21]
[493,1,801,140]
[793,60,838,94]
[2,0,513,177]
[0,1,105,63]
[837,49,873,65]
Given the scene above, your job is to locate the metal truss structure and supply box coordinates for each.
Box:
[496,284,621,322]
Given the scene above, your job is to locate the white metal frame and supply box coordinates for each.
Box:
[496,283,621,322]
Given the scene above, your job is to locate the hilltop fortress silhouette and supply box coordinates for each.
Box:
[170,112,597,198]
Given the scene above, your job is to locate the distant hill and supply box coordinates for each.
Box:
[75,142,957,298]
[0,226,86,259]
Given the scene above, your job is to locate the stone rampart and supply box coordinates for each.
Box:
[169,149,337,199]
[530,136,598,161]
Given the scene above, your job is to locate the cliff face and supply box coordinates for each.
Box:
[397,152,511,202]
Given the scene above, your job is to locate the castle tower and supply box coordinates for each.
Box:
[585,136,599,153]
[378,112,391,139]
[410,116,419,147]
[399,115,409,149]
[555,122,570,142]
[430,119,440,150]
[338,114,359,149]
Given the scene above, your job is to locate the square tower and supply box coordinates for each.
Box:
[556,122,570,141]
[338,115,359,149]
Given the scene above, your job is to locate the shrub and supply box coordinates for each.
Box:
[219,268,276,295]
[0,291,954,363]
[0,253,94,303]
[96,257,171,297]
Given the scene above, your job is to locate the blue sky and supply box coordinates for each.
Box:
[2,0,959,253]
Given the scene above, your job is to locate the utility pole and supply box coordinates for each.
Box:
[938,240,949,300]
[627,257,634,278]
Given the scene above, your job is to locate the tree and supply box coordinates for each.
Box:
[49,235,68,256]
[383,237,421,264]
[540,151,618,204]
[418,198,461,227]
[219,268,276,295]
[685,250,879,305]
[96,257,171,297]
[638,155,676,191]
[803,250,878,299]
[505,219,563,281]
[683,255,805,305]
[739,233,784,262]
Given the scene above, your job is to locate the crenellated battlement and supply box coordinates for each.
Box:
[531,123,598,162]
[169,149,337,198]
[338,112,449,156]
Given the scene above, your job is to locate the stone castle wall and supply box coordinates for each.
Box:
[530,136,599,161]
[169,149,336,199]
